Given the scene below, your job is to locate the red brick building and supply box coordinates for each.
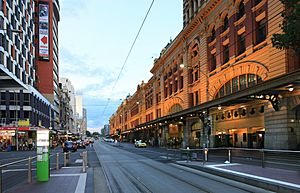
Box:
[34,0,60,129]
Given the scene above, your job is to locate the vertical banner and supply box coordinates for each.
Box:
[39,3,49,60]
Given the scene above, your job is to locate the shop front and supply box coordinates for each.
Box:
[212,103,265,148]
[0,126,37,151]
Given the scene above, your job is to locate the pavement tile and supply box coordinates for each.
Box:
[6,176,79,193]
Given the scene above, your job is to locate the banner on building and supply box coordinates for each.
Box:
[39,3,49,60]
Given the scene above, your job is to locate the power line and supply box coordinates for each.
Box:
[101,0,155,117]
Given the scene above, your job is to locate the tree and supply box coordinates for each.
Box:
[86,130,92,137]
[271,0,300,57]
[92,132,100,136]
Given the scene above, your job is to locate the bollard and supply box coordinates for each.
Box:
[85,151,88,168]
[56,153,59,170]
[82,151,87,172]
[203,148,208,165]
[28,157,32,183]
[82,151,88,172]
[261,149,265,168]
[186,147,190,162]
[0,164,2,193]
[64,152,67,167]
[228,149,231,163]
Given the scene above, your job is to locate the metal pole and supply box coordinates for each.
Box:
[0,164,2,193]
[82,151,86,172]
[228,149,231,163]
[56,153,59,170]
[16,128,18,151]
[261,149,265,168]
[28,157,32,183]
[64,152,67,167]
[85,151,88,168]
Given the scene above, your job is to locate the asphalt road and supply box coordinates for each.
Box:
[94,141,275,193]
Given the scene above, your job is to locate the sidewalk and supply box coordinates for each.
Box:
[6,167,87,193]
[176,160,300,193]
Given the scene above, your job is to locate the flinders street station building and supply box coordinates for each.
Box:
[110,0,300,150]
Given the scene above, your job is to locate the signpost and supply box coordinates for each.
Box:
[36,129,50,182]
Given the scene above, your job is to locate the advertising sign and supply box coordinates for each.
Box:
[39,3,49,60]
[36,129,50,181]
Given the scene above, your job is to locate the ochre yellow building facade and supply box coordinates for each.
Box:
[110,0,300,150]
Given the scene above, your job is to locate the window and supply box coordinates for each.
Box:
[238,33,246,55]
[232,77,239,93]
[164,86,168,98]
[243,133,247,142]
[169,83,172,95]
[211,27,216,41]
[219,86,225,98]
[237,1,245,20]
[195,91,199,105]
[179,75,184,89]
[256,19,266,44]
[254,0,262,6]
[225,81,231,95]
[223,45,229,64]
[240,74,247,90]
[223,15,228,32]
[174,79,178,92]
[210,53,216,72]
[194,68,198,81]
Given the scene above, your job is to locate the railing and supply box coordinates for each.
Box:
[0,151,88,193]
[0,156,36,193]
[166,147,300,170]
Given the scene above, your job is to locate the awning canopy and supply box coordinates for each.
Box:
[136,70,300,128]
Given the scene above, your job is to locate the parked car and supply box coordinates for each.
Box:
[76,140,86,149]
[134,140,147,148]
[63,141,77,152]
[104,138,114,143]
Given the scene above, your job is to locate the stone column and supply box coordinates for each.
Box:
[264,99,298,150]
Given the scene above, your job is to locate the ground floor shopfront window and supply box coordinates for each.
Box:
[214,127,265,148]
[0,127,37,151]
[166,123,183,148]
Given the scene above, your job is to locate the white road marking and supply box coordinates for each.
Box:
[206,163,241,167]
[209,166,300,189]
[75,159,83,163]
[50,173,87,193]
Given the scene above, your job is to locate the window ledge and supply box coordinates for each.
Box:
[252,0,267,12]
[208,38,216,47]
[234,15,246,27]
[253,40,267,52]
[220,28,229,38]
[235,52,246,62]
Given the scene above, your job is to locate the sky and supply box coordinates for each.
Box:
[59,0,183,132]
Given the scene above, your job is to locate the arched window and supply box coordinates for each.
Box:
[211,27,216,41]
[223,14,229,32]
[169,104,183,114]
[216,74,263,98]
[237,0,245,20]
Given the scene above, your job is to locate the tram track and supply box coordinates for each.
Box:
[98,143,275,193]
